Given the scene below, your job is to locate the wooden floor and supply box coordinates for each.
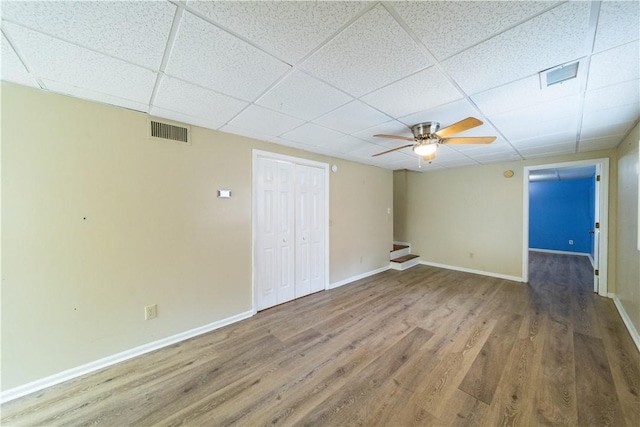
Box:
[2,252,639,426]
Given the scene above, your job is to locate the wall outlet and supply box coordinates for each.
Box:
[569,240,574,245]
[145,304,157,320]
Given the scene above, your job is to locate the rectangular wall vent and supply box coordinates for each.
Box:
[149,120,189,143]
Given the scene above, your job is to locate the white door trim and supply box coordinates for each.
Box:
[522,158,609,296]
[252,149,330,314]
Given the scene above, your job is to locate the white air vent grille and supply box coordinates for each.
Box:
[149,120,189,143]
[540,61,580,88]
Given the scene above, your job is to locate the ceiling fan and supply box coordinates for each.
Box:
[372,117,496,162]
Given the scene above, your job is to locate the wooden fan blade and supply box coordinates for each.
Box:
[435,117,483,138]
[373,134,415,142]
[442,136,496,145]
[372,144,414,157]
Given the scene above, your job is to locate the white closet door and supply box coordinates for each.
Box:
[308,166,326,293]
[295,164,325,298]
[256,158,295,310]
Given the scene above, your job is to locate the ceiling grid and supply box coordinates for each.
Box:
[0,0,637,172]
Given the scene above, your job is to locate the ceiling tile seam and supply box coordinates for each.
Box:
[251,69,355,121]
[575,0,603,154]
[1,27,47,90]
[381,0,522,162]
[0,19,160,72]
[180,4,292,68]
[148,4,185,112]
[428,0,569,62]
[289,1,380,67]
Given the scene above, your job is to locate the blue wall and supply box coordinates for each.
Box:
[529,178,594,254]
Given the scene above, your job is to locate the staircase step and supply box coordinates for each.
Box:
[390,253,420,271]
[392,244,409,252]
[391,254,419,263]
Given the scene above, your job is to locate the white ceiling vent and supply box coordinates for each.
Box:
[539,61,580,88]
[148,118,190,144]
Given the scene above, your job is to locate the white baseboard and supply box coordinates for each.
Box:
[328,265,390,290]
[609,293,640,353]
[529,248,591,257]
[0,310,254,404]
[420,260,524,282]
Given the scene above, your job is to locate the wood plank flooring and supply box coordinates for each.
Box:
[2,252,639,426]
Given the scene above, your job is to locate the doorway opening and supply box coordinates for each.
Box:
[522,158,609,295]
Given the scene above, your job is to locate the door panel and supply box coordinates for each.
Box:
[256,158,295,310]
[295,165,312,297]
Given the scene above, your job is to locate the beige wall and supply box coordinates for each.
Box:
[1,83,393,391]
[400,149,618,281]
[615,123,640,334]
[393,169,408,242]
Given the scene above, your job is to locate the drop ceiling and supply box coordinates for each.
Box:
[1,1,638,172]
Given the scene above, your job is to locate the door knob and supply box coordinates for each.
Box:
[588,230,595,234]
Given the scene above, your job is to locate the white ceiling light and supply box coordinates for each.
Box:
[413,141,439,156]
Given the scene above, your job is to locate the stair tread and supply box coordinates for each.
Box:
[391,254,419,263]
[391,244,409,251]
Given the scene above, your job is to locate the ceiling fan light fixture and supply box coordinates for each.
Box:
[413,142,438,156]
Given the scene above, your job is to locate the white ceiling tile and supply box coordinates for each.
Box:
[587,41,640,91]
[519,142,576,157]
[578,134,626,152]
[281,123,345,147]
[582,102,640,130]
[166,11,290,101]
[435,158,478,168]
[4,22,156,105]
[154,76,248,129]
[593,0,640,53]
[443,2,591,94]
[149,106,224,131]
[352,121,413,143]
[256,70,352,121]
[219,125,272,143]
[270,136,317,153]
[45,79,150,113]
[314,100,391,134]
[361,67,462,118]
[1,1,175,69]
[471,152,523,164]
[511,131,577,149]
[299,4,431,97]
[584,79,639,112]
[472,73,582,117]
[1,33,39,88]
[228,105,304,137]
[391,1,557,60]
[490,95,581,141]
[580,119,637,141]
[320,135,370,154]
[186,1,367,63]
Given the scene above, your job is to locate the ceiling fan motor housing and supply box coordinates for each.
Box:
[411,122,440,139]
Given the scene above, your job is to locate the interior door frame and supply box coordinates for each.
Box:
[522,157,609,296]
[252,149,330,314]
